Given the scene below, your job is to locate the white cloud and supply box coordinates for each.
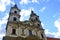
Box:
[0,0,15,12]
[0,27,2,32]
[45,19,60,38]
[20,8,31,21]
[0,3,6,12]
[55,19,60,31]
[10,1,15,5]
[0,14,8,38]
[45,29,55,36]
[0,33,5,39]
[20,0,39,5]
[0,0,10,12]
[53,12,60,18]
[20,7,35,21]
[20,0,30,4]
[39,7,46,13]
[0,13,9,31]
[41,22,44,28]
[54,19,60,38]
[40,22,56,37]
[32,0,39,3]
[53,15,56,18]
[0,14,9,27]
[0,13,9,39]
[45,29,56,37]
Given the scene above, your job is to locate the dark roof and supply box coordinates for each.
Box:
[47,37,60,40]
[11,4,21,11]
[30,10,39,17]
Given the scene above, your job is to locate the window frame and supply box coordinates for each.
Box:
[12,29,16,35]
[41,34,44,38]
[14,11,17,14]
[29,30,32,35]
[13,17,17,21]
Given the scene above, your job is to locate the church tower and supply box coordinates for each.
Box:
[29,10,47,40]
[3,5,47,40]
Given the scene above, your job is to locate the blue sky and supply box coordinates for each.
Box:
[0,0,60,40]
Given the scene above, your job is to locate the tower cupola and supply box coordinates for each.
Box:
[8,4,21,22]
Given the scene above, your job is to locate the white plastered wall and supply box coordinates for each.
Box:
[37,31,42,39]
[24,28,29,36]
[32,30,36,35]
[6,25,12,36]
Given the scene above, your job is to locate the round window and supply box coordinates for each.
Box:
[14,11,17,13]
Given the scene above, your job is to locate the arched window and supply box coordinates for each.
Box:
[14,11,17,13]
[36,17,38,21]
[29,30,32,35]
[22,29,24,35]
[12,29,16,34]
[41,34,44,38]
[13,17,17,21]
[35,17,39,21]
[38,24,40,26]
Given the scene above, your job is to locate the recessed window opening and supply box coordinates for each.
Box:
[41,34,44,38]
[13,17,17,21]
[38,24,40,26]
[29,30,32,35]
[14,11,17,13]
[12,29,16,34]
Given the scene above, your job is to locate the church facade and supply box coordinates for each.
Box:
[3,5,47,40]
